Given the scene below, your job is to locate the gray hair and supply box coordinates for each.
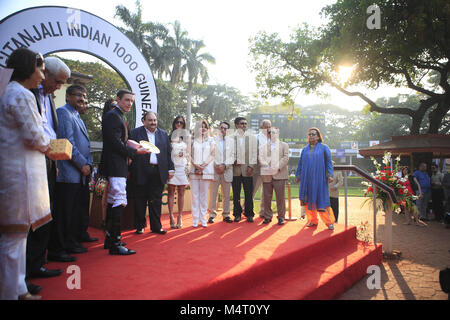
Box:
[260,119,271,128]
[44,57,71,77]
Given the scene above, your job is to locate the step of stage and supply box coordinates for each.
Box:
[172,224,382,300]
[233,240,382,300]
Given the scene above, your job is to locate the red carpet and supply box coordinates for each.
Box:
[34,213,382,300]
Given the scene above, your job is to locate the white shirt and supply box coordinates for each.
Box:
[145,127,158,165]
[38,85,57,140]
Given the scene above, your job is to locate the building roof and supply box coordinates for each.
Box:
[358,134,450,158]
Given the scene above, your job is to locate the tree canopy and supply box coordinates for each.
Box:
[249,0,450,135]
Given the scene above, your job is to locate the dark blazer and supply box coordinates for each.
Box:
[30,88,58,131]
[101,107,136,177]
[129,126,174,185]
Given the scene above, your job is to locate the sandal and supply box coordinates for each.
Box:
[176,214,182,228]
[306,222,317,227]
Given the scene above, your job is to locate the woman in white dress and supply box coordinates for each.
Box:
[189,120,215,228]
[0,48,50,300]
[167,116,190,228]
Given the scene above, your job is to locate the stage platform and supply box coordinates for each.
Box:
[34,212,382,300]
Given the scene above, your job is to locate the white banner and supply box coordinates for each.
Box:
[0,6,157,127]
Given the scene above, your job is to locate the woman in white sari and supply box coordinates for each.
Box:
[0,48,50,300]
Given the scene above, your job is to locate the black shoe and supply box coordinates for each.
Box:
[26,281,42,295]
[263,218,272,224]
[67,246,88,254]
[152,229,167,235]
[247,217,254,223]
[208,217,215,223]
[278,218,285,225]
[109,245,136,255]
[28,267,62,279]
[234,216,241,222]
[80,236,98,243]
[223,217,233,223]
[135,229,144,234]
[104,237,126,249]
[47,252,77,262]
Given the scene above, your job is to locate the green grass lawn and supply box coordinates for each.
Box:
[246,185,365,200]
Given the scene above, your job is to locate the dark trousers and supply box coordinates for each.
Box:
[73,182,91,241]
[330,197,339,223]
[431,188,444,221]
[133,165,164,231]
[26,157,55,276]
[232,175,254,218]
[49,182,82,255]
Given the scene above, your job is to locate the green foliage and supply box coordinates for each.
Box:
[59,57,127,141]
[249,0,450,134]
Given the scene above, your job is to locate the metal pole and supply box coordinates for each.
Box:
[373,184,377,244]
[286,181,297,221]
[344,171,348,228]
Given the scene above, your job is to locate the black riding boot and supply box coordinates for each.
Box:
[108,205,136,255]
[104,204,126,249]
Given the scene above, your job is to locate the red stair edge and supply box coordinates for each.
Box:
[171,226,359,300]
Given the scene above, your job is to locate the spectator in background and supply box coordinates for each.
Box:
[328,160,343,223]
[414,162,431,222]
[400,166,422,226]
[0,48,49,300]
[167,116,190,228]
[431,163,444,223]
[296,127,335,230]
[189,120,215,228]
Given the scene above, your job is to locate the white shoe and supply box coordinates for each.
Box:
[328,224,334,230]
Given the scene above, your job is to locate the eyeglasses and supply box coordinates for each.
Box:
[175,121,184,125]
[36,53,44,67]
[220,126,229,130]
[70,93,87,99]
[239,122,247,125]
[308,133,317,137]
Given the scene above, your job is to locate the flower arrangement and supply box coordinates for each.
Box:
[362,152,418,215]
[356,221,371,242]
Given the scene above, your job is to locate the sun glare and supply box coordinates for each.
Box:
[338,65,355,84]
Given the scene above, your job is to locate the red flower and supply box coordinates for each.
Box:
[381,176,387,181]
[368,187,373,192]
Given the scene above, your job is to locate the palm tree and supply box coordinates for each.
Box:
[165,21,191,85]
[115,0,168,65]
[181,40,216,129]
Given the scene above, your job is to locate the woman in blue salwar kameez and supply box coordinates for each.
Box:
[296,128,336,230]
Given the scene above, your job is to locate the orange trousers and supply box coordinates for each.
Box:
[305,207,335,226]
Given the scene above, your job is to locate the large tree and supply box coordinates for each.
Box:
[249,0,450,135]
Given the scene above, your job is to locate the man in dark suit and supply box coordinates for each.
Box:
[26,57,70,291]
[129,111,175,235]
[102,89,148,255]
[48,85,92,260]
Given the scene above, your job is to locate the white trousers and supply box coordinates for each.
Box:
[107,177,127,208]
[191,179,210,226]
[0,232,28,300]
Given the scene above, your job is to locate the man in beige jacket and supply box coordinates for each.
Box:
[259,127,289,225]
[208,121,235,223]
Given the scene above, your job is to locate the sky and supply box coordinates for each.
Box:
[0,0,413,111]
